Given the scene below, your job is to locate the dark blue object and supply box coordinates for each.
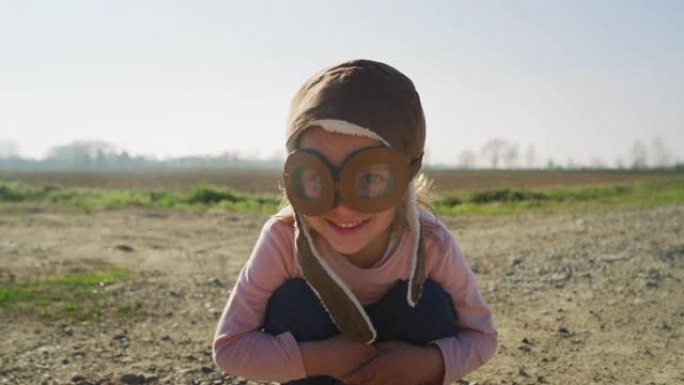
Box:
[263,278,457,385]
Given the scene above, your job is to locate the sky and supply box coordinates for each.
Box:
[1,0,682,167]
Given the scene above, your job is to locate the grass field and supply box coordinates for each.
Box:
[0,267,137,321]
[1,169,683,215]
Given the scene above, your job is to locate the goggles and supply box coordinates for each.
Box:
[283,146,410,216]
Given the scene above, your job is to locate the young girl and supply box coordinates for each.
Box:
[213,59,497,385]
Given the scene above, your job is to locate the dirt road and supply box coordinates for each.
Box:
[1,205,682,384]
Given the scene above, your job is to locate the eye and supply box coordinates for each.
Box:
[360,172,386,184]
[355,165,393,199]
[293,168,323,199]
[303,169,321,184]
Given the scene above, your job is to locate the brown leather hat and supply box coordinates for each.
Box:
[286,59,426,176]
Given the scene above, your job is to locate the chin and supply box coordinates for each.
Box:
[330,242,365,256]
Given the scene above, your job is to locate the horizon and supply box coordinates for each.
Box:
[1,1,683,166]
[1,136,679,170]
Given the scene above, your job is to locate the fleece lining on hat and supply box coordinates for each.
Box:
[294,119,390,148]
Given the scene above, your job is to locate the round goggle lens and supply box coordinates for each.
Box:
[354,164,395,199]
[292,166,323,200]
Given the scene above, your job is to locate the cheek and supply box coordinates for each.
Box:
[374,209,397,229]
[304,215,326,232]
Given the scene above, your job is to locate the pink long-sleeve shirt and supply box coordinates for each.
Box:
[213,210,497,384]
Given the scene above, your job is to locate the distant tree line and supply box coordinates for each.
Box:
[455,137,680,170]
[0,138,681,170]
[0,140,282,170]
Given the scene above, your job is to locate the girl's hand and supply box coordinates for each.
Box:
[300,334,380,379]
[341,341,444,385]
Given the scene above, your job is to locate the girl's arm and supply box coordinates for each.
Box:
[342,341,444,385]
[425,227,498,384]
[300,334,379,379]
[213,218,382,383]
[213,218,308,383]
[341,223,497,385]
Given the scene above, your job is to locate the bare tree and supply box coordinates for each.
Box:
[650,137,672,168]
[480,139,507,169]
[502,142,520,169]
[457,150,476,169]
[0,140,19,159]
[525,145,537,169]
[566,157,576,169]
[590,156,607,169]
[629,140,648,169]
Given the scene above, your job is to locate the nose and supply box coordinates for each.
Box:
[330,193,356,215]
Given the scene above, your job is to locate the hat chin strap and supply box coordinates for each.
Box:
[293,184,426,344]
[294,213,377,344]
[405,184,426,306]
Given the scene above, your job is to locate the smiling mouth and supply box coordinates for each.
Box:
[326,218,369,231]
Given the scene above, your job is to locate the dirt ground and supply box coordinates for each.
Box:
[0,204,682,385]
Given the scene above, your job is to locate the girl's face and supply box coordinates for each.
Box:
[298,127,396,267]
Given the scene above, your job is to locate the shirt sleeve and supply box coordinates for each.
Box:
[212,218,307,383]
[425,224,498,384]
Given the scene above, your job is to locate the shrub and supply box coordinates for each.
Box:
[185,184,242,204]
[470,187,547,204]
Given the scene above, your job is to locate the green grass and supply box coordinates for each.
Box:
[433,177,684,215]
[1,176,683,215]
[0,268,142,321]
[0,180,281,212]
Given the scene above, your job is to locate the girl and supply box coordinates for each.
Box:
[213,59,497,385]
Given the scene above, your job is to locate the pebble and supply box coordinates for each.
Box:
[120,373,145,384]
[510,256,524,267]
[37,345,59,355]
[115,244,135,252]
[177,368,199,375]
[599,254,627,262]
[550,272,570,282]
